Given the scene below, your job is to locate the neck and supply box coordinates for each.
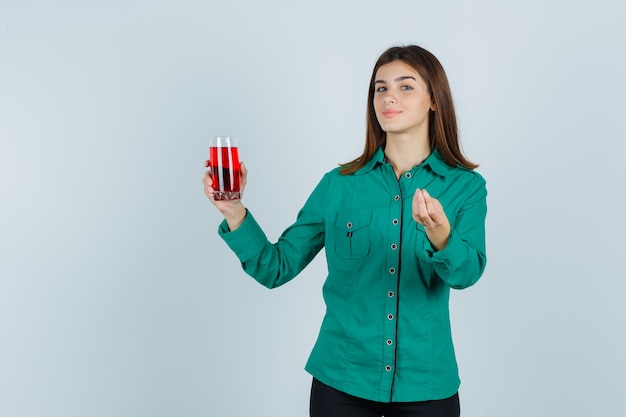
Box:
[384,133,431,178]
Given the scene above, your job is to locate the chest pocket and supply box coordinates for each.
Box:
[334,210,372,259]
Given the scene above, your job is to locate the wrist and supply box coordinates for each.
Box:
[425,224,450,251]
[222,202,246,231]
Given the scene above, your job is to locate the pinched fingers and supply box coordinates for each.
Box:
[412,189,447,229]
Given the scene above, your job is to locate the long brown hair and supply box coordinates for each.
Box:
[340,45,478,174]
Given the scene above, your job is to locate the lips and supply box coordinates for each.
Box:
[382,109,401,118]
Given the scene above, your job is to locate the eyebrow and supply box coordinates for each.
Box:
[374,76,417,84]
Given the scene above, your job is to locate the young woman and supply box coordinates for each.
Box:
[203,45,487,417]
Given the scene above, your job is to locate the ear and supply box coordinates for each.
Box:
[430,102,436,111]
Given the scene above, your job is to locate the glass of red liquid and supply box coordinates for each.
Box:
[209,136,241,200]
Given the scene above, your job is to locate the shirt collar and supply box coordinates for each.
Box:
[356,147,386,174]
[356,147,452,177]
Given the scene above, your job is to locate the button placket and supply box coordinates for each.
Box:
[382,183,402,390]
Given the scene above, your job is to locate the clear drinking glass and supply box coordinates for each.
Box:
[208,136,241,200]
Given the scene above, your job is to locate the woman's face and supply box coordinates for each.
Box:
[373,60,434,138]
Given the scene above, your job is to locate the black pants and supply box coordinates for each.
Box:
[310,378,460,417]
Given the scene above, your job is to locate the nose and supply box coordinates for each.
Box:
[382,90,396,103]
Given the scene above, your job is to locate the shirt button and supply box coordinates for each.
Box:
[389,267,396,275]
[388,291,395,297]
[392,219,399,225]
[387,314,394,320]
[394,195,400,201]
[385,365,392,372]
[386,339,393,345]
[390,243,398,250]
[346,222,353,229]
[404,172,411,179]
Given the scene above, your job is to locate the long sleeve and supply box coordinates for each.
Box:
[218,175,328,288]
[420,173,487,289]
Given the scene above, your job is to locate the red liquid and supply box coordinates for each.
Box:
[209,146,241,200]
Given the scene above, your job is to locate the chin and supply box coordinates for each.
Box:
[380,123,401,133]
[382,127,407,135]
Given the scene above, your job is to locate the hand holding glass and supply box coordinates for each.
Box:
[209,136,241,200]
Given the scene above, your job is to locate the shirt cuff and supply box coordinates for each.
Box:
[218,210,268,262]
[430,229,464,272]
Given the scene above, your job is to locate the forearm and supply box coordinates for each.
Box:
[219,210,324,289]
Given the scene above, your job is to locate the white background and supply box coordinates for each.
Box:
[1,1,625,416]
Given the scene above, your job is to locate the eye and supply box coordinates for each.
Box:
[375,86,387,93]
[401,85,413,91]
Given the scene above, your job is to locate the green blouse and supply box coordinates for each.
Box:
[219,147,487,402]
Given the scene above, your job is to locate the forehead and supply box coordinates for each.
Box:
[375,60,423,81]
